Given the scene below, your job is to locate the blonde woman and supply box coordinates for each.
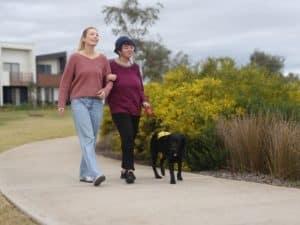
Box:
[58,27,116,186]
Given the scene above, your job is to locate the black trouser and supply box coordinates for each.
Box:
[112,113,140,170]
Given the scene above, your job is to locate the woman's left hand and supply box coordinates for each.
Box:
[97,89,105,99]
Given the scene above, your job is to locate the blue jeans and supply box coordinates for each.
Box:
[71,97,104,179]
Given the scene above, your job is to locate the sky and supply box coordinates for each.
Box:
[0,0,299,74]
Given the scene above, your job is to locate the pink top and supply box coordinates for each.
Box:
[58,53,113,107]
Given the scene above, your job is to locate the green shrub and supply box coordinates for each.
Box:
[99,59,300,177]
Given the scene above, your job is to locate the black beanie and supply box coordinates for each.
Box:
[114,36,136,54]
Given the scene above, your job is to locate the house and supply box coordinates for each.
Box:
[0,42,36,106]
[36,52,66,105]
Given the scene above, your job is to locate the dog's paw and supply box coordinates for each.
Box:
[170,180,176,184]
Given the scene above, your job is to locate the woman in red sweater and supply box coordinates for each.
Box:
[107,36,150,184]
[58,27,116,186]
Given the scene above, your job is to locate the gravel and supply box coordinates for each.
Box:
[198,170,300,188]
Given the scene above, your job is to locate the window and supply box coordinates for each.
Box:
[3,63,20,73]
[37,64,52,74]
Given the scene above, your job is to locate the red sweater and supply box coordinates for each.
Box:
[106,60,147,116]
[58,53,113,107]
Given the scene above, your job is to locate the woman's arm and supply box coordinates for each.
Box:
[58,54,76,108]
[106,73,117,82]
[137,66,148,105]
[100,58,114,98]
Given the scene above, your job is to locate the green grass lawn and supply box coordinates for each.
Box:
[0,108,75,153]
[0,107,75,225]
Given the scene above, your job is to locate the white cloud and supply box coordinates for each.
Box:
[0,0,299,73]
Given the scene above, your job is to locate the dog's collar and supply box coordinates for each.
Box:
[157,131,171,139]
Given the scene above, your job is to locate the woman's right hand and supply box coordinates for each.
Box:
[58,107,65,115]
[97,89,106,99]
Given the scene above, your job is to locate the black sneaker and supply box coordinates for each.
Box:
[120,171,127,179]
[126,171,136,184]
[93,175,106,186]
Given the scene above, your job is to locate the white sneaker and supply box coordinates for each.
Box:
[80,176,93,183]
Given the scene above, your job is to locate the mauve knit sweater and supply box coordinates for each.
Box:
[106,60,147,116]
[58,53,113,107]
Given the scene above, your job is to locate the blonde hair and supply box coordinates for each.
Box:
[77,27,97,51]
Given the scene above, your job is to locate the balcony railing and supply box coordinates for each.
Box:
[10,72,34,86]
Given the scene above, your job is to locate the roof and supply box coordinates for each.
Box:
[36,51,67,60]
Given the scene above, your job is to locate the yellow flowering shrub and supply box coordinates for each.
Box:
[136,68,240,170]
[100,63,300,171]
[145,78,237,137]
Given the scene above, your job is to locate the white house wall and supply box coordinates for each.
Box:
[2,49,30,71]
[0,42,36,106]
[0,86,2,106]
[29,49,36,83]
[1,71,10,85]
[0,47,2,106]
[54,88,59,102]
[40,88,46,102]
[0,42,36,83]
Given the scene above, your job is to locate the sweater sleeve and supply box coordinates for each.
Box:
[137,66,147,103]
[58,54,76,107]
[102,57,113,98]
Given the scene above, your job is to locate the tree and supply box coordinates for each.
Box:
[169,51,190,70]
[136,40,171,81]
[103,0,169,81]
[102,0,163,40]
[250,50,285,75]
[27,82,37,108]
[199,57,237,78]
[286,72,300,82]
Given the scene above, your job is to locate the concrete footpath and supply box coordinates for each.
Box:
[0,136,300,225]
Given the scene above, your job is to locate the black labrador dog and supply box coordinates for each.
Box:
[150,131,185,184]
